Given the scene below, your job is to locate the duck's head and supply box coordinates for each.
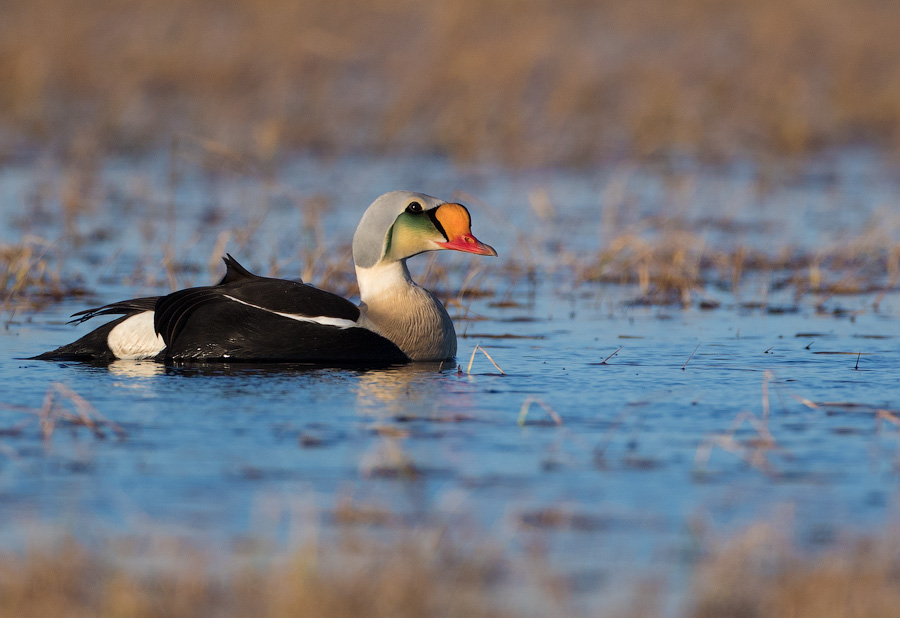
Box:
[352,191,497,269]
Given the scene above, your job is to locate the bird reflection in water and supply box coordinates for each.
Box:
[354,361,460,420]
[105,359,475,424]
[106,360,167,379]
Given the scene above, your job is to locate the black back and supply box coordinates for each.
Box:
[163,300,406,363]
[35,254,408,365]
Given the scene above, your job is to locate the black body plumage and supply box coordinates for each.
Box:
[35,255,407,365]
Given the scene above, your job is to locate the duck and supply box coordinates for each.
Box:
[35,191,497,364]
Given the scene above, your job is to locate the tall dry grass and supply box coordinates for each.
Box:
[579,221,900,307]
[0,534,532,618]
[691,524,900,618]
[1,523,898,618]
[1,0,899,164]
[0,238,89,320]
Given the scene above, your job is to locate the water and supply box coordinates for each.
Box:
[2,150,900,610]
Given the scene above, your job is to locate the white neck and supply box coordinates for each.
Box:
[354,260,457,361]
[356,260,415,304]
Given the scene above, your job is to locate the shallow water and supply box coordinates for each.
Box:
[2,150,900,610]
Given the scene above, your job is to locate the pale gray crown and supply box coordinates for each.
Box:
[352,191,447,269]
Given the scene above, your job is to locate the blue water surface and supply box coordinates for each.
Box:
[1,150,899,611]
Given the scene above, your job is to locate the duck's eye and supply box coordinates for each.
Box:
[406,201,423,213]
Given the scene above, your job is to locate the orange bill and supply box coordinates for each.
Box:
[432,203,498,256]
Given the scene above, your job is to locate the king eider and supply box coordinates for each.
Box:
[35,191,497,364]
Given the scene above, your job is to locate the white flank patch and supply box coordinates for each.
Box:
[107,311,167,360]
[223,295,358,329]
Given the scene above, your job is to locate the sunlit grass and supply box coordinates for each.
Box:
[2,0,900,164]
[5,152,898,316]
[0,535,519,618]
[1,522,898,618]
[691,523,900,618]
[0,237,88,321]
[580,221,900,309]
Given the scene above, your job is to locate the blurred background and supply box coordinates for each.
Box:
[2,0,899,165]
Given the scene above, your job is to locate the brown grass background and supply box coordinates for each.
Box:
[2,524,900,618]
[2,0,900,164]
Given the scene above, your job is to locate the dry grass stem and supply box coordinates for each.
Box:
[682,343,701,371]
[1,383,126,442]
[466,345,505,375]
[761,370,773,423]
[517,396,562,427]
[695,410,779,474]
[600,346,623,365]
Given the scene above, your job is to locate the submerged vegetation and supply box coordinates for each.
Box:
[3,150,899,318]
[581,223,900,308]
[0,238,88,320]
[2,0,900,164]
